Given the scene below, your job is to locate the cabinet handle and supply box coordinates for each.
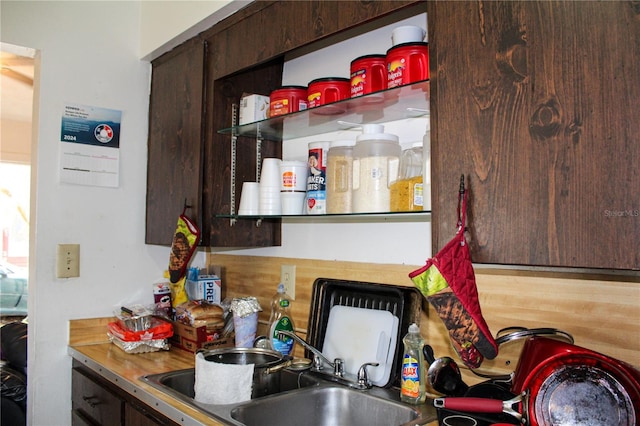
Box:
[82,395,100,408]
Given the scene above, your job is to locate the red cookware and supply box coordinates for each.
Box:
[434,337,640,425]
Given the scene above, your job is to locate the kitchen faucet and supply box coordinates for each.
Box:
[276,330,379,389]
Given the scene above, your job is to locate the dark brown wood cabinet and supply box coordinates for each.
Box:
[145,1,638,269]
[72,362,178,426]
[428,1,640,269]
[145,37,205,246]
[144,0,422,247]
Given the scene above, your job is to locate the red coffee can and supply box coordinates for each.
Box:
[307,77,350,108]
[269,86,308,117]
[386,42,429,88]
[350,54,387,97]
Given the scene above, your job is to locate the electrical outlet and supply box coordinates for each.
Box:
[280,264,296,300]
[57,244,80,278]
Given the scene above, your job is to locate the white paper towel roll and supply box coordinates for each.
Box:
[194,352,254,405]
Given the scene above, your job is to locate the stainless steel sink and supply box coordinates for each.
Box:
[231,385,420,426]
[143,367,319,401]
[142,368,434,425]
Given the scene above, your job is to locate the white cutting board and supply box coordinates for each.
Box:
[322,305,399,387]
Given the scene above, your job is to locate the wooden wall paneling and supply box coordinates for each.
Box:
[208,254,640,384]
[429,1,640,269]
[146,38,206,245]
[204,0,421,79]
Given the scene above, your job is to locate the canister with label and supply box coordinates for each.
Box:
[386,42,429,88]
[307,141,330,214]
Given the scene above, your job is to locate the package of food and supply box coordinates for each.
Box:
[115,305,154,331]
[107,318,173,354]
[108,334,170,354]
[174,300,225,331]
[239,94,270,125]
[107,318,173,341]
[185,267,222,304]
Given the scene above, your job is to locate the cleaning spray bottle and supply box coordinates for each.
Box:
[268,283,296,356]
[400,323,427,404]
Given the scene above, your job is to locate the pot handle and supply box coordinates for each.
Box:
[434,397,505,413]
[263,359,293,375]
[434,392,525,423]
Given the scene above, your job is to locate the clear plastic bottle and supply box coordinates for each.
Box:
[390,141,423,212]
[423,126,431,211]
[400,323,427,404]
[268,283,296,356]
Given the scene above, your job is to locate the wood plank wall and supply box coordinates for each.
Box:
[208,253,640,385]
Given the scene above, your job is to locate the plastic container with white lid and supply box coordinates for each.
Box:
[326,139,356,214]
[352,124,401,213]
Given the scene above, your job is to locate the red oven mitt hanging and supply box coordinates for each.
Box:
[168,207,200,284]
[409,177,498,369]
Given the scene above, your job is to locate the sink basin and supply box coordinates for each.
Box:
[230,386,420,426]
[143,367,319,401]
[142,368,429,425]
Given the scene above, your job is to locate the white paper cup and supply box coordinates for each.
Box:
[392,26,426,45]
[260,158,282,188]
[280,160,309,192]
[281,191,306,215]
[233,311,258,348]
[238,182,260,215]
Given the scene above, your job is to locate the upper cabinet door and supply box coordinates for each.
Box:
[146,38,205,246]
[429,1,640,269]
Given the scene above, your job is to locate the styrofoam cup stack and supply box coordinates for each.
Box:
[259,158,283,215]
[238,182,260,215]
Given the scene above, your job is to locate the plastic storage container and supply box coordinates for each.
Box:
[400,323,426,404]
[390,141,423,212]
[307,77,350,109]
[352,124,401,213]
[307,141,330,214]
[326,140,356,214]
[350,54,387,98]
[268,283,296,356]
[386,42,429,88]
[269,86,308,117]
[423,128,431,211]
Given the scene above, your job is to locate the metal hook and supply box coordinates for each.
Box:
[182,198,193,215]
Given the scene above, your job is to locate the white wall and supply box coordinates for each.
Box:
[139,0,249,60]
[1,2,170,423]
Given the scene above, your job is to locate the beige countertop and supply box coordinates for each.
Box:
[69,317,439,426]
[69,317,226,425]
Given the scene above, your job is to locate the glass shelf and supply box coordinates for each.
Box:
[216,210,431,221]
[218,80,430,141]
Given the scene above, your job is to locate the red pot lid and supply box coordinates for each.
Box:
[522,352,639,426]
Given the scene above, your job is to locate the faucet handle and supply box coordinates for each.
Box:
[357,362,380,388]
[333,358,345,376]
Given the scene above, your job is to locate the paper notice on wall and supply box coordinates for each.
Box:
[59,103,121,187]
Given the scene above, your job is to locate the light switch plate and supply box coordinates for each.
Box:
[57,244,80,278]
